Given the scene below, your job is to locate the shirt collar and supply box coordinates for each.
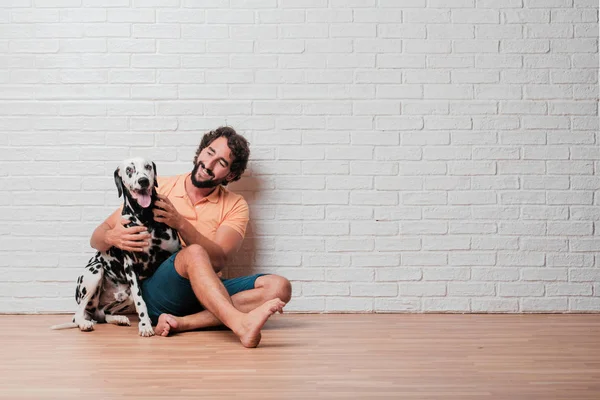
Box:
[173,173,221,204]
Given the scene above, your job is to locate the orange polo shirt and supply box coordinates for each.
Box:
[157,174,249,245]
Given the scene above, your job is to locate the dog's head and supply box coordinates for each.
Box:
[114,157,158,209]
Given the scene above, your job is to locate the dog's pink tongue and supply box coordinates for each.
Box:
[138,193,151,208]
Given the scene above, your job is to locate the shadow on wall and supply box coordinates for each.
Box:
[224,163,271,280]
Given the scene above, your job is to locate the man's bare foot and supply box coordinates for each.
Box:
[155,314,179,337]
[237,298,285,348]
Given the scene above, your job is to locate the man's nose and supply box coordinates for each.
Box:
[138,177,150,188]
[204,159,216,173]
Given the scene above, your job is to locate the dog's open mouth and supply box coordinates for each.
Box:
[131,188,152,208]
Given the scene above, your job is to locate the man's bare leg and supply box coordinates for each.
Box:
[172,245,285,348]
[156,275,291,336]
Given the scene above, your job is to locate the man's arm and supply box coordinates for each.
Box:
[177,220,243,272]
[90,206,151,253]
[153,194,244,272]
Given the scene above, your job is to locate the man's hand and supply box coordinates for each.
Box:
[106,218,151,252]
[154,194,184,230]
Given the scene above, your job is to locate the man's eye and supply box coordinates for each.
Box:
[220,161,226,167]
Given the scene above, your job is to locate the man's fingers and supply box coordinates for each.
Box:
[123,241,147,250]
[124,235,149,243]
[125,226,147,234]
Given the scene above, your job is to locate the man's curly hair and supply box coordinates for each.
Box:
[193,126,250,186]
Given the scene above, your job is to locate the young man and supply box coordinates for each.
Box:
[90,127,292,348]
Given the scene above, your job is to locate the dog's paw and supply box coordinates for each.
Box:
[138,321,155,337]
[78,319,95,332]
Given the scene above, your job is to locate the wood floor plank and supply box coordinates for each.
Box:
[0,314,599,399]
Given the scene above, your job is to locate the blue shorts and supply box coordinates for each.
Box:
[141,252,266,325]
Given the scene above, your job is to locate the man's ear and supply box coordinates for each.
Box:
[152,162,158,187]
[114,168,123,198]
[226,172,237,182]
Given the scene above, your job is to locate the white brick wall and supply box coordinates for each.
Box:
[0,0,598,314]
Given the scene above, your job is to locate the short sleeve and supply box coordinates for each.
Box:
[220,196,249,239]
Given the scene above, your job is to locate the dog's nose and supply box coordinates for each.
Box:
[138,177,150,188]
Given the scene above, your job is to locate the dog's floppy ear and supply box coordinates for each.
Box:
[114,167,123,198]
[152,162,158,187]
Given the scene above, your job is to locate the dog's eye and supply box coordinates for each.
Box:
[126,167,133,175]
[145,164,152,171]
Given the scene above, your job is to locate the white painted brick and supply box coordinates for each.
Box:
[376,267,421,281]
[375,177,422,191]
[449,191,497,205]
[548,222,593,236]
[472,299,519,312]
[399,161,446,175]
[471,267,519,282]
[423,236,470,251]
[520,238,569,252]
[303,282,349,296]
[326,298,373,312]
[522,206,569,220]
[402,192,447,206]
[547,253,593,267]
[547,283,593,296]
[453,9,499,23]
[375,299,421,312]
[521,268,568,282]
[351,283,398,297]
[499,283,544,297]
[423,267,470,281]
[449,252,495,266]
[374,206,421,221]
[449,222,497,234]
[423,206,471,220]
[570,269,600,282]
[400,221,447,235]
[571,239,600,252]
[400,283,446,297]
[422,298,470,312]
[401,252,446,267]
[570,298,600,312]
[449,283,495,296]
[1,1,599,314]
[547,191,594,205]
[472,236,519,250]
[326,268,373,282]
[575,24,599,38]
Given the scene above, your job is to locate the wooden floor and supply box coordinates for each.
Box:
[0,314,599,399]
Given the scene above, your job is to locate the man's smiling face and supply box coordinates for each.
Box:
[191,136,235,189]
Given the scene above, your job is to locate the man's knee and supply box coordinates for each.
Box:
[260,275,292,304]
[175,244,211,278]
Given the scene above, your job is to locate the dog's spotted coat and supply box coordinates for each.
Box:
[53,158,180,336]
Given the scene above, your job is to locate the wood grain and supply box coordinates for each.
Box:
[0,314,599,399]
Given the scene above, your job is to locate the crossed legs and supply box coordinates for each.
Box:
[156,244,291,347]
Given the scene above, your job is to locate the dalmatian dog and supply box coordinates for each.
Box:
[51,158,181,336]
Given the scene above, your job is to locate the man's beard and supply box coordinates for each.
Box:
[190,162,226,189]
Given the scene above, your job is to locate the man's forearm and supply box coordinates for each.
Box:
[90,223,113,253]
[177,219,227,272]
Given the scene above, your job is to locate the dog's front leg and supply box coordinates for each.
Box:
[123,257,154,337]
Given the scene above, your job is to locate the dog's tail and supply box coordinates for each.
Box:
[50,322,78,330]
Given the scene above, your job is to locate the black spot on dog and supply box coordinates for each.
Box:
[140,312,145,318]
